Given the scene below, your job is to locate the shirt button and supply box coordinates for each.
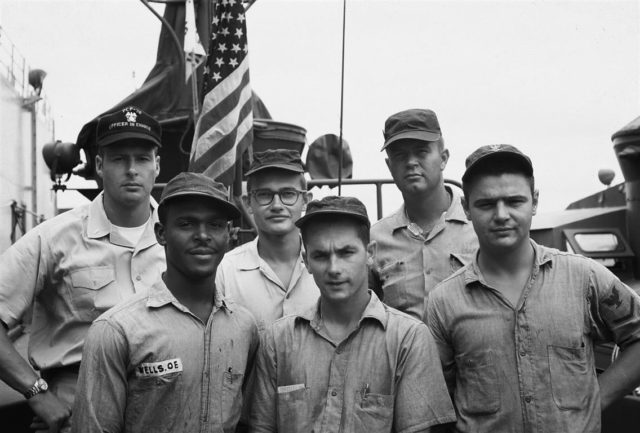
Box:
[136,275,142,281]
[331,390,337,397]
[525,396,532,403]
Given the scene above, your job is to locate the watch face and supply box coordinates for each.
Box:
[37,379,48,392]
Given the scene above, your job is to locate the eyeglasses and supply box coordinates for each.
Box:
[250,189,306,206]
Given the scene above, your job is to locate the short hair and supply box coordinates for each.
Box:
[462,157,535,200]
[246,167,307,192]
[300,214,369,248]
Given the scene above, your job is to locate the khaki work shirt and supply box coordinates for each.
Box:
[0,192,165,369]
[249,292,456,432]
[72,279,259,433]
[216,237,319,332]
[370,187,478,321]
[427,241,640,433]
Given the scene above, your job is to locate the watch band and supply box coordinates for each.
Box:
[23,378,48,399]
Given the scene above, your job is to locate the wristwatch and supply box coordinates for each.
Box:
[23,378,48,399]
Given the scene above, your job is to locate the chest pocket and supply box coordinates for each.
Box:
[548,345,591,410]
[69,266,118,321]
[353,391,394,432]
[277,386,311,433]
[222,370,245,427]
[380,255,424,317]
[455,350,501,415]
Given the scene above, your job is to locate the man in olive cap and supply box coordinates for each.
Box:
[249,196,455,433]
[427,144,640,432]
[216,149,318,333]
[370,108,477,321]
[0,106,165,432]
[73,172,259,433]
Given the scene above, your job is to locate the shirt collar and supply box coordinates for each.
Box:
[389,186,469,232]
[298,290,388,331]
[464,239,553,288]
[239,236,305,271]
[146,276,233,313]
[87,192,159,248]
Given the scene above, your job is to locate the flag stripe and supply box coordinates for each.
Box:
[191,92,253,173]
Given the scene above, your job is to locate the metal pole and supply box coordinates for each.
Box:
[337,0,347,195]
[30,102,38,227]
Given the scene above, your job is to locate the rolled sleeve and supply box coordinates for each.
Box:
[394,322,456,432]
[72,320,128,433]
[589,262,640,349]
[248,329,278,433]
[0,229,46,327]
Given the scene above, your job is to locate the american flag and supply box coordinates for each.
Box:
[189,0,253,186]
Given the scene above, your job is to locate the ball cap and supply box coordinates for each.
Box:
[245,149,305,176]
[97,106,162,148]
[462,144,533,183]
[382,108,442,151]
[159,172,240,220]
[295,196,370,229]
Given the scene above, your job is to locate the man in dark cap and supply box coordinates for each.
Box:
[0,106,165,432]
[216,149,318,333]
[249,196,455,433]
[370,108,477,321]
[72,172,259,433]
[427,144,640,432]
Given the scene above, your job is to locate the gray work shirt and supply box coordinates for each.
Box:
[249,292,456,432]
[370,187,478,321]
[72,278,259,433]
[427,240,640,433]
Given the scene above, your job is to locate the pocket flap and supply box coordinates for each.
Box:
[70,266,115,290]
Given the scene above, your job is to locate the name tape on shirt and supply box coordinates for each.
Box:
[136,358,183,377]
[277,383,306,394]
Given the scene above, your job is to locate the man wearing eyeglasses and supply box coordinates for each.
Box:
[215,149,319,333]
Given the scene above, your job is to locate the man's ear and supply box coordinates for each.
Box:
[242,194,253,215]
[155,155,161,178]
[440,148,450,170]
[461,197,472,221]
[367,240,377,267]
[154,222,167,246]
[532,189,539,215]
[95,154,104,180]
[301,246,310,271]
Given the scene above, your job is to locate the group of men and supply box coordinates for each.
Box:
[1,105,640,433]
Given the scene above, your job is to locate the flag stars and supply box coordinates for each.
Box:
[215,57,225,67]
[221,27,230,36]
[212,16,220,26]
[203,65,210,75]
[237,13,245,23]
[231,43,241,53]
[243,44,248,53]
[234,28,244,38]
[212,72,222,82]
[229,58,238,67]
[218,43,228,53]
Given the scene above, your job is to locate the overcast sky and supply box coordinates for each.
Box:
[2,0,639,215]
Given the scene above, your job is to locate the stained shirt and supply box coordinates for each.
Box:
[72,278,259,433]
[426,240,640,433]
[249,292,456,433]
[0,192,165,370]
[215,237,319,332]
[370,187,478,321]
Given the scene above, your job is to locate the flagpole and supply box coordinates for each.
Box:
[337,0,347,196]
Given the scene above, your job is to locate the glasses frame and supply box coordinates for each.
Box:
[250,188,307,206]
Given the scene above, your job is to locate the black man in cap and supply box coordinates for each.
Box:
[73,172,259,433]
